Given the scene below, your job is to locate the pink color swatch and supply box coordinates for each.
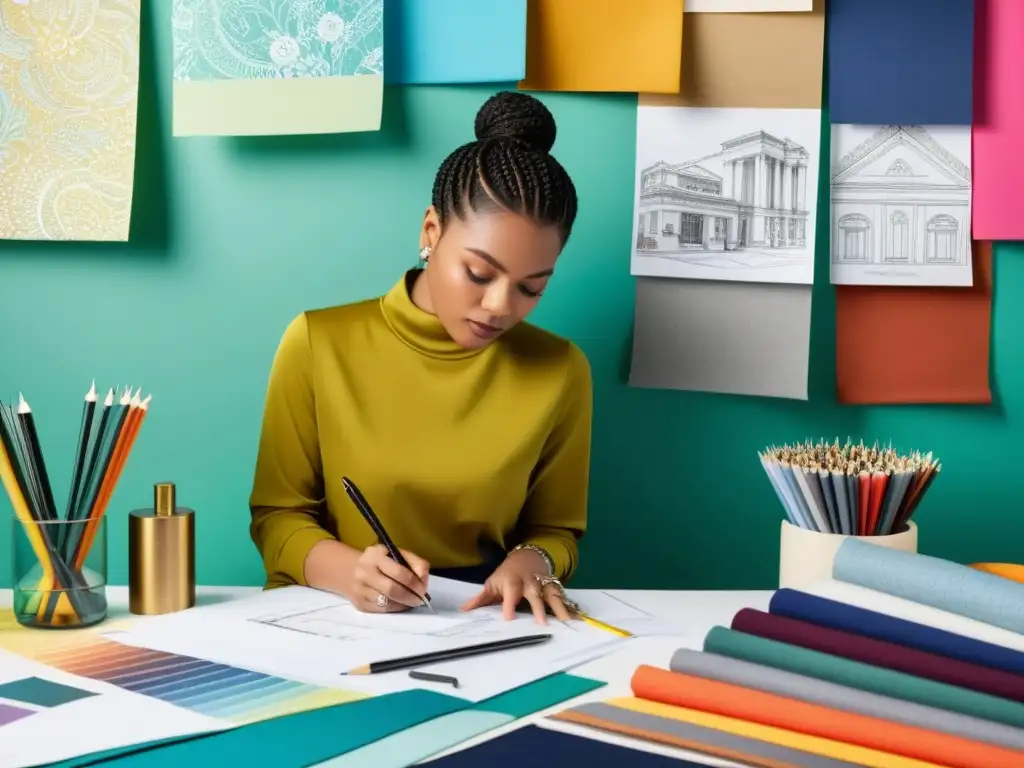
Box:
[972,0,1024,239]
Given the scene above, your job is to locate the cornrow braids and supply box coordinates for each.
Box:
[431,91,579,244]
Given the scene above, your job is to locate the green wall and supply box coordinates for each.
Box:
[1,6,1020,590]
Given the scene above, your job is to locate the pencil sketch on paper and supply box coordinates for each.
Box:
[631,106,821,285]
[830,125,972,287]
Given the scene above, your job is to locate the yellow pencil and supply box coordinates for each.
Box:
[576,610,633,638]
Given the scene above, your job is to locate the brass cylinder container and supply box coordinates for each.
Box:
[128,482,196,615]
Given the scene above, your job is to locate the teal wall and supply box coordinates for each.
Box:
[1,6,1020,590]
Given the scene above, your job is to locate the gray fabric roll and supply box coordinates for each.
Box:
[568,701,860,767]
[669,647,1024,751]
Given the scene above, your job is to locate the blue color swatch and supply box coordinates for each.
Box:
[384,0,526,84]
[827,0,974,125]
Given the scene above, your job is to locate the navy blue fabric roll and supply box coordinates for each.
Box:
[769,588,1024,676]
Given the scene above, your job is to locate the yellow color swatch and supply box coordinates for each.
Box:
[0,1,141,242]
[519,0,684,94]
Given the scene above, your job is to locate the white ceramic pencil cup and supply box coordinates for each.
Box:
[778,520,919,590]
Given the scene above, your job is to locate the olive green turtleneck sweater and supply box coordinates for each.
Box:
[249,270,593,589]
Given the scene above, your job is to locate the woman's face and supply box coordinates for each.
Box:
[416,206,563,349]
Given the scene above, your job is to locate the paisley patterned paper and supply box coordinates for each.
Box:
[0,1,141,242]
[171,0,384,136]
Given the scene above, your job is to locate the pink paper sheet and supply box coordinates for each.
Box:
[972,0,1024,239]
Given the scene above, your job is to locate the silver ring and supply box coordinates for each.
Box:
[376,594,389,609]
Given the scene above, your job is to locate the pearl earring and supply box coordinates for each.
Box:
[419,246,432,262]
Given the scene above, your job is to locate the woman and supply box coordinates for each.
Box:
[248,91,591,626]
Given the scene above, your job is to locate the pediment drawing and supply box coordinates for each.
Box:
[832,125,970,188]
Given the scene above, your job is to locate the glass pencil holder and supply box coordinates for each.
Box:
[11,516,108,629]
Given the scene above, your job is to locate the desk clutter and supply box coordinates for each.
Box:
[550,542,1024,767]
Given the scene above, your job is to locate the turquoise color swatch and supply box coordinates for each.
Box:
[315,673,605,767]
[172,0,384,81]
[51,690,464,768]
[0,676,96,707]
[384,0,526,84]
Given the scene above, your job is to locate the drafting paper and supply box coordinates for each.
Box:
[0,1,141,242]
[641,1,824,110]
[631,106,821,285]
[172,0,384,136]
[828,0,974,125]
[686,0,812,10]
[972,0,1024,240]
[384,0,525,84]
[630,277,812,400]
[835,241,992,405]
[519,0,684,94]
[830,125,973,287]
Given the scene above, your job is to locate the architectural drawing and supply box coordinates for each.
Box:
[830,124,973,287]
[631,106,821,285]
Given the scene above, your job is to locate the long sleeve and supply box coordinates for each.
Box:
[249,312,334,588]
[518,343,593,582]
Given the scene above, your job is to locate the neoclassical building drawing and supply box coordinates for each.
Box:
[831,125,970,270]
[634,130,812,256]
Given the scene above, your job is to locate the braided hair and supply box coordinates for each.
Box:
[431,91,579,245]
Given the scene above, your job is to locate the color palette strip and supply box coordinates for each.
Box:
[12,634,363,725]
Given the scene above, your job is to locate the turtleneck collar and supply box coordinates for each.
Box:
[380,269,485,361]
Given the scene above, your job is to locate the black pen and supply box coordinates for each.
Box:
[341,476,434,612]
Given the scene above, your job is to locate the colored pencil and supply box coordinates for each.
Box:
[759,439,940,536]
[0,384,152,626]
[342,634,553,675]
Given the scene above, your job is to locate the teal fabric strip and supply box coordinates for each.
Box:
[49,690,465,768]
[314,673,605,768]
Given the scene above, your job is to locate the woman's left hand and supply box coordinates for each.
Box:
[460,548,573,624]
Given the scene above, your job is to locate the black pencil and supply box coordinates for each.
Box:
[343,633,552,675]
[2,404,44,521]
[18,394,58,521]
[64,382,97,525]
[70,387,115,525]
[341,476,433,611]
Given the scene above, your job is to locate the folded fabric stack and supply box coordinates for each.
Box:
[552,539,1024,767]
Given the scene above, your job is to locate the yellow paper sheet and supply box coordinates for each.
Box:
[0,1,141,242]
[519,0,684,93]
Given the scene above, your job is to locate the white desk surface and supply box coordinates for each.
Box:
[1,586,773,767]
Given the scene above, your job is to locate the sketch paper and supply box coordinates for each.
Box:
[384,0,525,84]
[830,125,973,287]
[631,106,821,285]
[113,579,626,703]
[972,0,1024,240]
[630,277,812,401]
[828,0,974,125]
[686,0,812,10]
[835,241,992,405]
[519,0,684,94]
[0,1,141,241]
[172,0,384,136]
[641,2,824,110]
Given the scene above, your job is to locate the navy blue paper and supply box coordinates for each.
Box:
[427,725,705,767]
[827,0,975,125]
[770,588,1024,676]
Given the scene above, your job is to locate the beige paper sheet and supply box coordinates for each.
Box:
[0,2,141,242]
[172,74,384,137]
[641,0,824,109]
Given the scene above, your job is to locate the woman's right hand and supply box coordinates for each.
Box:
[351,544,431,613]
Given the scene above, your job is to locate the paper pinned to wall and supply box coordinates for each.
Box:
[0,1,141,242]
[630,277,812,401]
[828,0,974,125]
[631,106,821,285]
[972,0,1024,240]
[835,241,992,405]
[641,0,824,110]
[172,0,384,137]
[686,0,812,11]
[518,0,684,94]
[384,0,525,84]
[830,125,973,287]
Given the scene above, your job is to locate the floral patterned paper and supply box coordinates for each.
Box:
[172,0,384,82]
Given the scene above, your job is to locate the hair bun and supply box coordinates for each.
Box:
[474,91,557,154]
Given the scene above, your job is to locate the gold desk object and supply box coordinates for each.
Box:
[129,482,195,615]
